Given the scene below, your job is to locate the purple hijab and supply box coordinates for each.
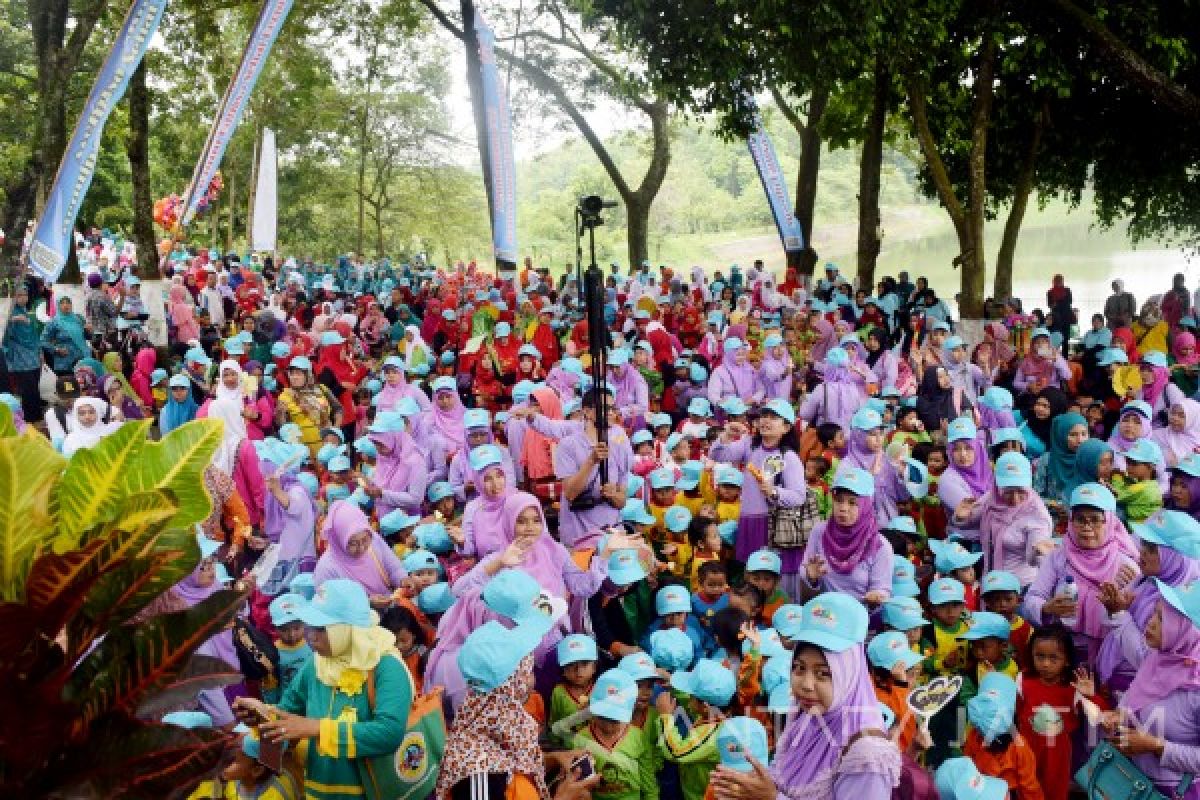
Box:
[718,347,759,396]
[545,366,580,400]
[1122,599,1200,713]
[431,388,467,451]
[771,643,886,788]
[947,436,995,496]
[1108,411,1148,455]
[172,561,223,607]
[262,457,318,558]
[1131,547,1200,628]
[314,500,396,595]
[978,404,1017,431]
[502,492,568,598]
[369,429,420,493]
[818,359,868,429]
[820,494,882,574]
[608,363,644,409]
[469,464,515,557]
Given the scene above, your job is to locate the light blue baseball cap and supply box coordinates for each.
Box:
[884,515,918,535]
[1098,348,1129,366]
[656,584,692,615]
[763,333,783,348]
[368,411,406,434]
[716,465,744,487]
[1070,482,1116,512]
[1121,400,1153,420]
[743,627,787,659]
[824,347,849,368]
[512,380,537,404]
[469,444,504,472]
[761,398,796,425]
[325,484,351,502]
[618,651,659,682]
[494,321,512,337]
[867,631,924,671]
[959,611,1011,641]
[676,461,703,491]
[649,467,676,490]
[688,397,712,416]
[269,592,306,627]
[327,455,352,473]
[981,570,1022,594]
[562,399,581,417]
[464,408,490,430]
[427,481,455,503]
[223,337,245,355]
[946,416,978,443]
[928,577,967,605]
[482,569,553,631]
[832,466,876,497]
[589,668,639,723]
[719,397,748,416]
[967,672,1018,743]
[882,596,929,631]
[458,619,544,693]
[746,549,782,575]
[723,337,747,353]
[1157,578,1200,630]
[664,505,692,534]
[631,430,654,447]
[1142,351,1169,368]
[851,408,883,431]
[402,549,440,575]
[891,558,921,598]
[990,427,1025,448]
[718,520,738,545]
[289,572,316,601]
[417,582,456,614]
[354,437,379,458]
[150,368,168,385]
[169,374,191,389]
[288,355,312,371]
[296,579,374,627]
[651,412,673,429]
[518,344,541,360]
[772,604,805,639]
[1124,438,1164,465]
[271,341,292,358]
[319,330,345,346]
[557,633,599,666]
[415,522,453,554]
[690,363,708,382]
[935,757,1008,800]
[943,335,965,352]
[185,347,212,365]
[649,627,694,670]
[431,376,456,394]
[671,659,736,707]
[1136,511,1200,558]
[931,539,982,573]
[717,717,770,772]
[980,387,1014,411]
[790,592,869,652]
[608,348,631,366]
[626,474,645,498]
[993,450,1032,489]
[621,499,657,526]
[666,432,686,453]
[607,549,648,586]
[382,355,406,370]
[162,711,214,729]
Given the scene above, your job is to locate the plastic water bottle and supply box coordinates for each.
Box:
[1058,575,1078,628]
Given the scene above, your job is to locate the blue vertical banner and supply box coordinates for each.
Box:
[474,9,518,266]
[745,94,806,254]
[27,0,169,283]
[180,0,294,229]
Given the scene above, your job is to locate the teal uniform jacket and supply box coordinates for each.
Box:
[278,653,413,800]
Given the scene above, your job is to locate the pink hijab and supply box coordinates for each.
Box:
[431,386,467,452]
[1174,332,1200,366]
[314,501,395,595]
[501,492,568,598]
[1152,399,1200,463]
[469,464,515,558]
[1065,512,1137,639]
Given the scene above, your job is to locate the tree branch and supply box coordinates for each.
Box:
[1042,0,1200,121]
[57,0,108,84]
[419,0,465,41]
[905,76,968,243]
[769,86,807,135]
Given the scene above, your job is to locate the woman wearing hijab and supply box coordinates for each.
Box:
[275,357,337,462]
[1103,578,1200,798]
[861,327,898,392]
[705,336,761,408]
[457,445,516,559]
[1013,328,1072,399]
[1138,352,1185,425]
[799,347,867,430]
[915,365,964,435]
[607,350,650,432]
[375,356,431,413]
[1026,483,1140,662]
[363,413,429,518]
[938,417,996,544]
[801,468,892,605]
[313,501,408,609]
[711,593,900,799]
[1018,387,1067,461]
[160,375,200,434]
[1097,511,1200,693]
[402,325,433,371]
[2,284,44,420]
[315,330,366,445]
[429,376,468,467]
[1171,331,1200,397]
[1151,399,1200,468]
[128,346,157,411]
[259,442,319,597]
[61,397,121,456]
[758,331,794,402]
[1133,298,1171,356]
[102,374,143,421]
[208,396,266,527]
[238,579,412,800]
[168,283,200,347]
[41,295,90,375]
[841,408,910,524]
[956,452,1053,583]
[1032,411,1090,509]
[202,359,269,440]
[1168,457,1200,515]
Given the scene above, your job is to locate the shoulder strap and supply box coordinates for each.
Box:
[366,667,376,714]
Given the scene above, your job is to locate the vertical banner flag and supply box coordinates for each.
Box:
[180,0,293,229]
[744,94,805,255]
[27,0,168,282]
[251,128,278,252]
[474,10,518,266]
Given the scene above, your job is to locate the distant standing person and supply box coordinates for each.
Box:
[1046,274,1074,356]
[1162,272,1192,329]
[1105,279,1137,330]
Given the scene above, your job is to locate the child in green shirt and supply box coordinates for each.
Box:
[656,659,737,800]
[573,668,659,800]
[922,577,970,769]
[957,611,1019,706]
[1112,439,1165,524]
[550,634,599,749]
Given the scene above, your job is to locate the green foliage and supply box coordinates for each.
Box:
[0,419,245,798]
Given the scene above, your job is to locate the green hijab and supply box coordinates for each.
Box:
[1048,412,1089,496]
[1075,438,1112,484]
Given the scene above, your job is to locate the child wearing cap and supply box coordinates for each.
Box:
[980,570,1032,671]
[674,462,710,518]
[422,481,461,526]
[961,673,1044,799]
[959,612,1019,704]
[932,539,983,612]
[744,550,788,627]
[1110,439,1164,524]
[712,467,743,530]
[655,659,737,800]
[688,521,726,594]
[569,669,659,800]
[924,577,971,767]
[216,729,302,800]
[647,468,680,541]
[261,593,313,705]
[641,585,707,659]
[549,634,601,748]
[882,596,935,666]
[659,505,694,581]
[380,605,429,695]
[706,717,769,800]
[868,631,926,754]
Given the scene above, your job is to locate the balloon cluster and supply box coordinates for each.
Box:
[195,171,224,216]
[152,194,182,230]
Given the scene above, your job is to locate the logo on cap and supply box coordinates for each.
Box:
[569,640,584,650]
[810,605,835,625]
[725,741,742,755]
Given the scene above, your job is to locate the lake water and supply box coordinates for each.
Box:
[824,217,1197,321]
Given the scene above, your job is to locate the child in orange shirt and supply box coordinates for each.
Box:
[962,672,1045,800]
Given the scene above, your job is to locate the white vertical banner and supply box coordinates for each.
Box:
[250,127,277,252]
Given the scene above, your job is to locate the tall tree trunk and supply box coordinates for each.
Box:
[857,58,889,291]
[994,101,1048,301]
[126,62,157,280]
[356,108,368,257]
[961,35,998,321]
[625,196,650,268]
[460,0,495,228]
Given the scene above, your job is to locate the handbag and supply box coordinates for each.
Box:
[768,488,820,550]
[357,666,446,800]
[1074,740,1193,800]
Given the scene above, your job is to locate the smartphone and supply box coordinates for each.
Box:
[569,753,594,780]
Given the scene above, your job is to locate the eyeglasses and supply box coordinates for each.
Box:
[1071,513,1106,529]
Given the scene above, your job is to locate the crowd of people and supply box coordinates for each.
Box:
[6,236,1200,800]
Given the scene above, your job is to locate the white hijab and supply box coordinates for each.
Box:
[208,396,248,476]
[215,359,244,404]
[62,398,121,456]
